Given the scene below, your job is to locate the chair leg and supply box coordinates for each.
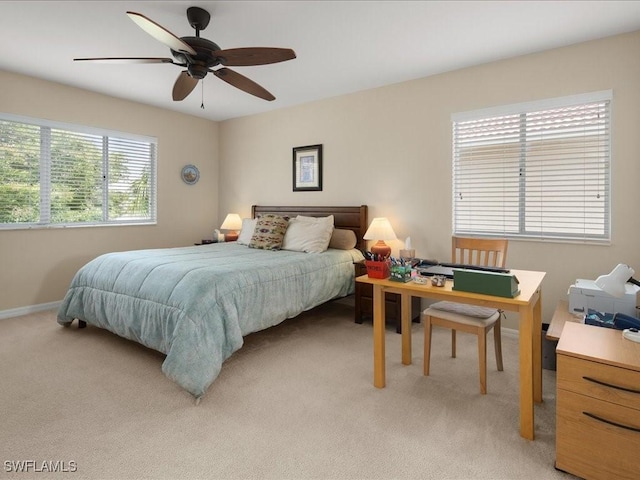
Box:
[478,327,487,394]
[423,314,432,376]
[493,316,504,372]
[451,329,457,358]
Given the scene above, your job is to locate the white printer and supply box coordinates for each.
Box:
[568,279,640,317]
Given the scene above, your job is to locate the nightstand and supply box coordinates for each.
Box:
[555,322,640,479]
[354,261,421,333]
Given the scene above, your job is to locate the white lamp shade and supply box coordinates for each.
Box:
[363,217,397,241]
[220,213,242,231]
[595,263,634,298]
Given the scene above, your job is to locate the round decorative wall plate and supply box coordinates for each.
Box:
[181,164,200,185]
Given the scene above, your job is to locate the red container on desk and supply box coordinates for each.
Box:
[365,260,390,279]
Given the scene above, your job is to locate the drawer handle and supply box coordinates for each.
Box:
[583,411,640,433]
[583,376,640,395]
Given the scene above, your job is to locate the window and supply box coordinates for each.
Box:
[452,91,611,243]
[0,113,156,229]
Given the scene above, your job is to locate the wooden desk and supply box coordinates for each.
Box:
[356,269,546,440]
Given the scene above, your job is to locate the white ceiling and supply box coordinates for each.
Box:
[1,1,640,122]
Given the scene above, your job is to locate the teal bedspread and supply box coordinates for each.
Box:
[57,243,364,398]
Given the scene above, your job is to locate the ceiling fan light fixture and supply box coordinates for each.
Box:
[187,64,208,79]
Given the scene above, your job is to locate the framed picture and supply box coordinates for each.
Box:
[293,144,323,192]
[181,164,200,185]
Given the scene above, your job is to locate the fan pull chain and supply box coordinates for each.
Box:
[200,81,205,109]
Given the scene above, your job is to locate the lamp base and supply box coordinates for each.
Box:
[224,231,239,242]
[370,240,391,259]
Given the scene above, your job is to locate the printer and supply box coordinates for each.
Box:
[568,279,640,317]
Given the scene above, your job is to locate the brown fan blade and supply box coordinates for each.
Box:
[213,68,275,101]
[172,71,199,101]
[126,11,196,55]
[215,47,296,67]
[74,57,175,64]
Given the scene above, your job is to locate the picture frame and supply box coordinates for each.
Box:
[292,144,323,192]
[181,164,200,185]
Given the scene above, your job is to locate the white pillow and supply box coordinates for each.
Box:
[282,215,334,253]
[237,218,258,245]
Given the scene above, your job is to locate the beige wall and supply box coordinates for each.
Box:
[219,30,640,329]
[3,31,640,330]
[0,72,219,311]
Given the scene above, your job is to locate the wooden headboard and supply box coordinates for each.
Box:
[251,205,368,251]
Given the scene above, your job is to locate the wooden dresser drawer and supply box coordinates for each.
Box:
[556,388,640,480]
[557,354,640,411]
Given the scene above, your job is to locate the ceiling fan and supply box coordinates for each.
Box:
[74,6,296,102]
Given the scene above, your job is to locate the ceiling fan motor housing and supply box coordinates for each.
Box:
[171,37,222,79]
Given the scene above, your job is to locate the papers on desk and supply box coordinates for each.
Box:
[419,265,456,278]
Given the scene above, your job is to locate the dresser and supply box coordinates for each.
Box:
[555,322,640,479]
[354,261,421,333]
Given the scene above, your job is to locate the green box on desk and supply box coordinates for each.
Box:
[452,269,520,298]
[390,264,412,283]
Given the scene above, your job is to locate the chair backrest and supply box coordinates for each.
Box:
[452,237,508,268]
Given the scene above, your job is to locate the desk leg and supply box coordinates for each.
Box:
[373,284,386,388]
[519,305,535,440]
[533,291,543,404]
[401,293,412,365]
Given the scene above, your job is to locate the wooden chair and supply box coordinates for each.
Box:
[422,236,508,394]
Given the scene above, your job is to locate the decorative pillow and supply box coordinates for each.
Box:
[248,214,290,250]
[282,215,334,253]
[237,218,258,245]
[328,228,357,250]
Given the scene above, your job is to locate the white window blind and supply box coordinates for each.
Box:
[452,91,611,243]
[0,114,156,229]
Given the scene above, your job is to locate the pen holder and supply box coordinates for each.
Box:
[390,264,412,283]
[365,260,390,279]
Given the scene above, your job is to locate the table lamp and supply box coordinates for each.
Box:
[363,217,397,258]
[595,263,640,297]
[220,213,242,242]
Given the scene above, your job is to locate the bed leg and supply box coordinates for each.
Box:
[78,320,87,328]
[194,396,202,406]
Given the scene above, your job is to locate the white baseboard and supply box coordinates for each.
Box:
[0,301,62,320]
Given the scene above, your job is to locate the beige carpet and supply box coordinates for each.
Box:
[0,299,574,480]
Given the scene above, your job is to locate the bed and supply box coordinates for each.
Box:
[57,205,368,400]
